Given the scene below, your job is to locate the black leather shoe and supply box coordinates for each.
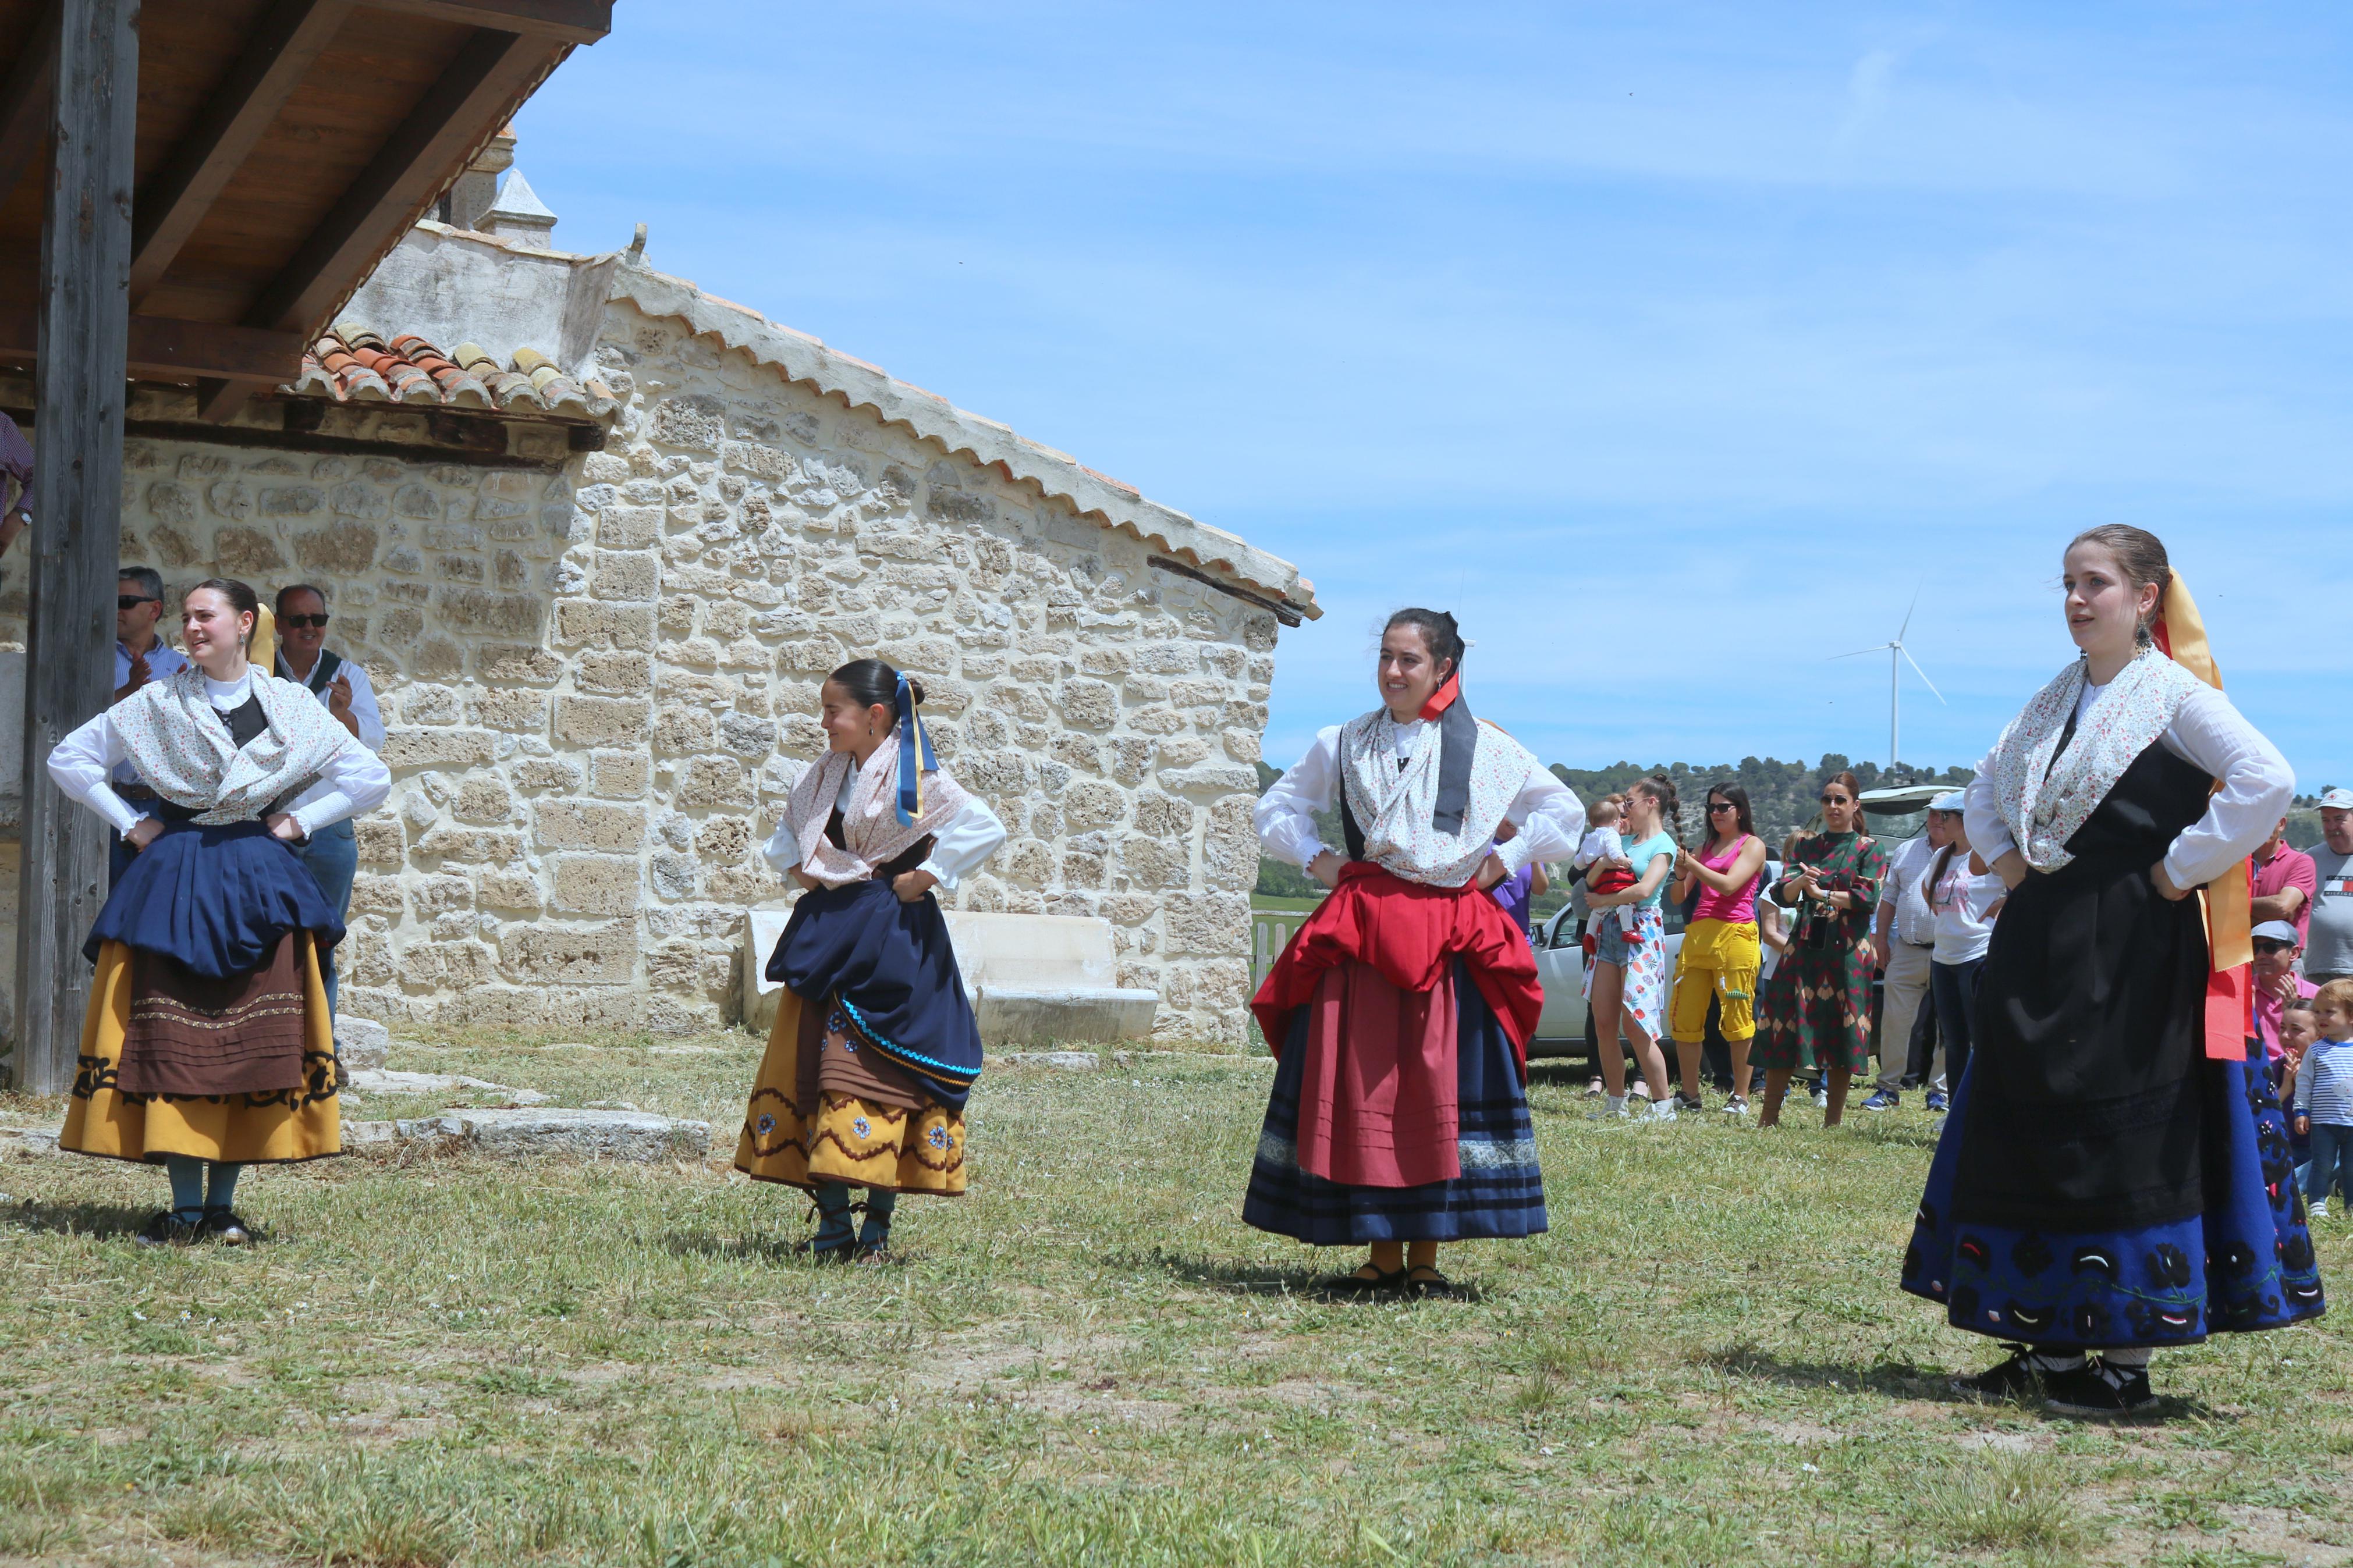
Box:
[1319,1264,1406,1297]
[1951,1344,2068,1401]
[1403,1265,1471,1300]
[198,1210,254,1246]
[2044,1360,2157,1417]
[135,1210,203,1247]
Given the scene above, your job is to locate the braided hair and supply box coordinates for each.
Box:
[1630,774,1683,851]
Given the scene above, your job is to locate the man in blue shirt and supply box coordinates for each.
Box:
[109,567,189,884]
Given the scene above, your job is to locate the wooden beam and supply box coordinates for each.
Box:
[0,1,61,206]
[0,311,306,382]
[127,0,355,308]
[16,0,136,1097]
[241,26,557,337]
[356,0,611,45]
[1145,554,1307,628]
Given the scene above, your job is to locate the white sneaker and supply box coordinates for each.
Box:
[1589,1095,1630,1121]
[2312,1201,2330,1221]
[1811,1087,1829,1109]
[1651,1097,1677,1122]
[1722,1094,1749,1116]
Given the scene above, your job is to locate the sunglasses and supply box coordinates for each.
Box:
[116,595,155,610]
[2253,940,2295,955]
[1708,802,1737,813]
[280,613,330,630]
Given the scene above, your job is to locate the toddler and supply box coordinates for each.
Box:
[2279,998,2318,1168]
[2293,980,2353,1220]
[1575,795,1638,957]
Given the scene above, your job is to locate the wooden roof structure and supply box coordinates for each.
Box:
[2,0,613,1095]
[0,0,611,418]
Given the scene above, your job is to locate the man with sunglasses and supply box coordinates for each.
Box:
[107,568,190,884]
[272,584,384,1018]
[2253,919,2319,1066]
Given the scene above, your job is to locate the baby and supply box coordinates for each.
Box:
[2280,997,2318,1169]
[1575,794,1639,956]
[2294,981,2353,1221]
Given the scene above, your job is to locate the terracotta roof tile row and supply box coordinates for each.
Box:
[282,326,616,421]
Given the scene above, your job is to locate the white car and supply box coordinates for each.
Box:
[1526,903,1686,1064]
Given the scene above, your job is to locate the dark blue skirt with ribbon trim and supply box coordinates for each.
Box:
[86,819,345,979]
[765,879,982,1112]
[1243,958,1549,1245]
[1902,1046,2323,1349]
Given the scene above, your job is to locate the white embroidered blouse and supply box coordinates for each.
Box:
[758,755,1007,891]
[1255,718,1586,877]
[1962,677,2292,890]
[49,670,393,838]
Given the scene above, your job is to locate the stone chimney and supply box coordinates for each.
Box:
[442,126,514,232]
[482,169,559,250]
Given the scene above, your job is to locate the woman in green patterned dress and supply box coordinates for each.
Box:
[1755,770,1888,1128]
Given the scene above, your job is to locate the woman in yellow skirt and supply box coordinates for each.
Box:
[46,579,390,1245]
[737,658,1005,1260]
[1667,783,1769,1114]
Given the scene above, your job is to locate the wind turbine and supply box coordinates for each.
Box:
[1830,588,1945,778]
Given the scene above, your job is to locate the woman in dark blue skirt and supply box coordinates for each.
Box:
[1903,527,2322,1414]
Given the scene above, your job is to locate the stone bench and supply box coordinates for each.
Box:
[742,907,1158,1044]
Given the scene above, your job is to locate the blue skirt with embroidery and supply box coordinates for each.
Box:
[766,877,982,1112]
[1901,1046,2323,1348]
[86,818,343,978]
[1243,958,1548,1246]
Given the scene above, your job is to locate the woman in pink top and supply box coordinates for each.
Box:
[1669,783,1769,1114]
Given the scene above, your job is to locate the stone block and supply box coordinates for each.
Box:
[469,687,546,733]
[676,754,750,808]
[354,819,404,867]
[332,1016,391,1072]
[554,696,650,746]
[480,869,545,911]
[381,728,496,770]
[594,550,659,602]
[391,1108,711,1161]
[552,855,641,915]
[475,643,565,683]
[1157,762,1258,795]
[574,650,654,694]
[652,707,714,753]
[214,525,288,575]
[590,751,650,798]
[508,923,638,983]
[974,988,1159,1045]
[294,521,380,573]
[534,801,647,852]
[554,598,655,650]
[438,588,540,637]
[513,758,583,793]
[1063,780,1128,829]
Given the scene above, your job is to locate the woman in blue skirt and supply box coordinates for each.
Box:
[1903,526,2322,1414]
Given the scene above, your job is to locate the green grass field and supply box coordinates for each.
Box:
[1,1030,2348,1566]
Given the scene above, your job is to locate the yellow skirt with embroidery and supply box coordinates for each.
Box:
[61,937,342,1165]
[734,985,967,1194]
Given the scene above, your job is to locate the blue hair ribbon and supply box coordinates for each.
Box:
[895,673,935,825]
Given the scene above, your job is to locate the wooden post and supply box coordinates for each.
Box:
[12,0,137,1094]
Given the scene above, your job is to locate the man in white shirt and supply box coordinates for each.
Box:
[2309,788,2353,984]
[274,584,385,1016]
[1862,813,1945,1111]
[107,567,192,885]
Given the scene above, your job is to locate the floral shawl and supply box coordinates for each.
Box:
[112,666,352,825]
[1339,708,1536,888]
[1990,648,2203,873]
[785,744,970,888]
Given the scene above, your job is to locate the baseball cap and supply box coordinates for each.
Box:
[1931,791,1965,813]
[2252,920,2301,945]
[2321,786,2353,811]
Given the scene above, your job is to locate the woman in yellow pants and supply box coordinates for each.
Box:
[1669,784,1769,1114]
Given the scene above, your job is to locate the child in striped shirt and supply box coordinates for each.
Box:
[2294,979,2353,1219]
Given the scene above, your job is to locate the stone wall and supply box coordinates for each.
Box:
[0,293,1280,1043]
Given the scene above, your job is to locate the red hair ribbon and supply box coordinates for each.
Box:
[1419,672,1461,722]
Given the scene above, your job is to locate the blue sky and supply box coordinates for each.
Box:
[515,2,2353,790]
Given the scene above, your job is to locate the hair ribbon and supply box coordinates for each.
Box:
[895,673,936,826]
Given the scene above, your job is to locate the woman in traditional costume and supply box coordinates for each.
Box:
[1904,525,2322,1414]
[736,659,1005,1261]
[48,579,389,1245]
[1250,609,1583,1297]
[1753,770,1886,1129]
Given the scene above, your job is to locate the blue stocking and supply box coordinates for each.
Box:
[810,1182,856,1254]
[164,1155,207,1223]
[859,1189,897,1250]
[206,1163,243,1213]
